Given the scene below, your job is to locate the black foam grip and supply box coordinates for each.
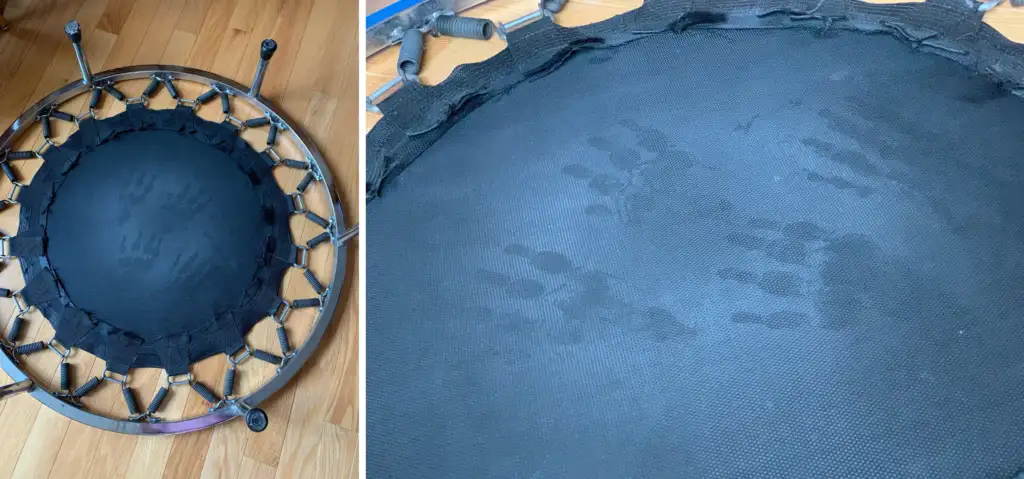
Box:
[260,39,278,60]
[282,159,307,169]
[7,151,34,160]
[220,92,231,114]
[41,116,52,139]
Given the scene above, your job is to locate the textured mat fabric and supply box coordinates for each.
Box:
[367,13,1024,479]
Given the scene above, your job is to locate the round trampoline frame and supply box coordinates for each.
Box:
[0,64,351,435]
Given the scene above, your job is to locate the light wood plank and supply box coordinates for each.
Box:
[101,0,163,69]
[132,0,189,64]
[238,456,277,479]
[312,423,358,479]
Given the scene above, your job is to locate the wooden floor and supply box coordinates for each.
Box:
[0,0,359,478]
[365,0,1024,131]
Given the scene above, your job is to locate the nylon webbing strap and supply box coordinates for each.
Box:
[153,334,191,376]
[104,331,142,375]
[366,0,1018,200]
[52,306,95,348]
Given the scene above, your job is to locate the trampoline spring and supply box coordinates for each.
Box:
[304,269,325,294]
[297,171,315,193]
[253,349,282,365]
[224,368,237,396]
[541,0,568,14]
[305,211,329,228]
[103,84,126,101]
[59,361,70,391]
[2,161,17,183]
[49,110,75,123]
[162,78,179,99]
[277,326,290,354]
[7,315,22,342]
[281,159,307,170]
[197,88,219,104]
[142,77,161,99]
[291,298,321,309]
[0,288,12,298]
[7,151,34,160]
[289,192,306,213]
[147,387,168,414]
[223,367,236,397]
[267,123,278,145]
[220,92,231,114]
[191,381,219,404]
[15,341,45,355]
[432,15,495,40]
[244,117,270,128]
[397,29,424,80]
[41,116,52,139]
[123,386,140,416]
[89,87,103,109]
[73,376,101,397]
[307,231,331,249]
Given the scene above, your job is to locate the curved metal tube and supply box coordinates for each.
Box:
[0,65,350,435]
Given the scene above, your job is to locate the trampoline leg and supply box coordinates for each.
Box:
[64,20,92,85]
[248,39,278,98]
[0,379,33,402]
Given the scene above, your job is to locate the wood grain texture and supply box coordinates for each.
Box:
[365,0,1024,131]
[0,0,358,477]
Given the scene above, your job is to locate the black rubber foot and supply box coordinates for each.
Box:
[245,408,269,432]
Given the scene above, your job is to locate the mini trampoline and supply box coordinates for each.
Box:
[0,21,354,435]
[367,0,1024,476]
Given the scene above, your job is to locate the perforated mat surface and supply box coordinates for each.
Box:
[367,6,1024,477]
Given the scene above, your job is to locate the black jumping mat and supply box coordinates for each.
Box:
[367,0,1024,476]
[12,104,294,375]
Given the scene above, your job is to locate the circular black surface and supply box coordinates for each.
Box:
[368,27,1024,478]
[46,129,266,337]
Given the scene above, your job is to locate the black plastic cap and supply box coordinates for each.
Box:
[246,407,269,432]
[65,20,82,44]
[260,39,278,60]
